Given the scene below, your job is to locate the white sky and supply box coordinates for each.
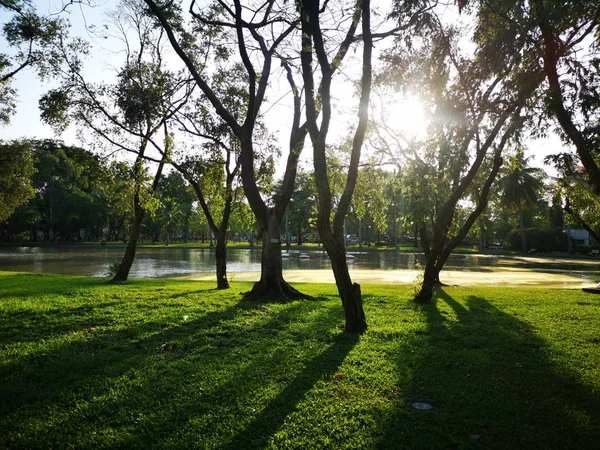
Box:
[1,0,567,178]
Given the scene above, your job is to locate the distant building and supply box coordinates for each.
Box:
[567,228,590,246]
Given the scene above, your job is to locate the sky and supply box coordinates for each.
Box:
[1,0,566,179]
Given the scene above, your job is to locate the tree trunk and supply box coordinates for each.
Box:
[358,218,362,248]
[394,209,399,250]
[413,223,419,247]
[215,230,229,289]
[244,212,307,301]
[519,209,527,253]
[415,259,442,303]
[478,216,485,252]
[111,202,144,283]
[320,229,366,333]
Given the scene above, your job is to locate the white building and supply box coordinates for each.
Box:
[567,228,590,246]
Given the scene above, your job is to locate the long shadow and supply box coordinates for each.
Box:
[0,296,265,419]
[0,274,235,345]
[375,288,600,449]
[106,302,352,449]
[224,332,359,449]
[1,278,350,449]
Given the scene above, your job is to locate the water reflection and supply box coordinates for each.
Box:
[0,246,597,280]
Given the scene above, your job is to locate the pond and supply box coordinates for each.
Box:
[0,245,598,285]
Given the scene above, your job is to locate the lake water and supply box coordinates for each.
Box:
[0,245,598,281]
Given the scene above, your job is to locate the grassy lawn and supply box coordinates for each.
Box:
[1,272,599,449]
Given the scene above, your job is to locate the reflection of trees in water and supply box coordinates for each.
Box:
[1,247,598,278]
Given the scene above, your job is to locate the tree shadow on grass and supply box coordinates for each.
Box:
[1,282,350,449]
[376,288,600,449]
[103,302,353,449]
[223,331,358,449]
[0,296,262,419]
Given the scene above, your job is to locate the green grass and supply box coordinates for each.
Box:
[1,272,600,449]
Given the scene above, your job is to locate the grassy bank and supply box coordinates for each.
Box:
[0,240,485,254]
[1,272,599,449]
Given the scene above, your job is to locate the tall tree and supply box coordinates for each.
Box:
[384,2,539,302]
[144,0,311,300]
[471,0,600,193]
[498,148,544,253]
[40,0,192,281]
[300,0,373,332]
[169,65,272,289]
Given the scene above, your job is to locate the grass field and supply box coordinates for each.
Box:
[1,271,599,449]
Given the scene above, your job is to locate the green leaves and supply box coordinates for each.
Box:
[39,88,71,132]
[115,61,174,129]
[0,1,69,124]
[0,140,35,223]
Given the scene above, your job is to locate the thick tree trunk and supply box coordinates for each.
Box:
[415,259,442,303]
[320,229,366,333]
[111,203,144,283]
[215,231,229,289]
[245,212,307,301]
[535,2,600,194]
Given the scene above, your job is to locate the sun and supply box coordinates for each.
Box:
[377,94,428,140]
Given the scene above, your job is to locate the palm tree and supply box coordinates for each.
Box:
[498,149,544,253]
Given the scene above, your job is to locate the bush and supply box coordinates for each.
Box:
[107,262,121,278]
[507,227,566,252]
[575,244,592,254]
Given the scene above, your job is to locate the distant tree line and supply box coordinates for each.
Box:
[2,138,584,255]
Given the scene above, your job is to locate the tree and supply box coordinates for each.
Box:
[31,141,107,241]
[154,171,194,244]
[545,152,600,245]
[40,0,192,282]
[0,0,67,124]
[498,149,544,253]
[273,169,317,247]
[0,140,35,223]
[382,2,538,302]
[0,140,120,241]
[470,1,600,193]
[170,65,268,289]
[354,164,389,246]
[299,0,373,332]
[144,0,311,300]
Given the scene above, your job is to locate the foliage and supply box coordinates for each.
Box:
[2,272,600,448]
[0,0,67,124]
[507,227,565,252]
[380,1,534,300]
[498,148,544,213]
[106,261,122,278]
[0,140,35,223]
[471,0,600,192]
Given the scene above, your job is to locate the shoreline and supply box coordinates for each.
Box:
[176,268,600,289]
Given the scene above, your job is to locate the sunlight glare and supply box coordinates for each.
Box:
[383,96,428,139]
